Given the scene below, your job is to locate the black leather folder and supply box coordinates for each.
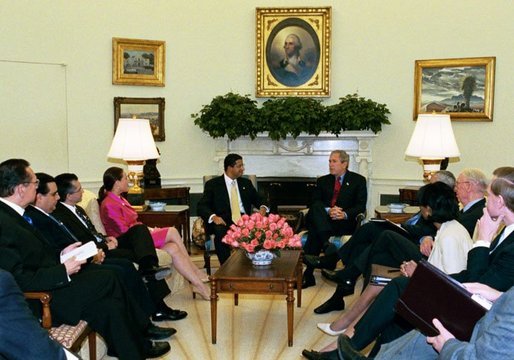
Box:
[395,260,488,341]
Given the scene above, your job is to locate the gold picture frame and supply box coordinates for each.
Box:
[256,7,331,97]
[112,38,165,87]
[413,57,495,121]
[114,97,165,141]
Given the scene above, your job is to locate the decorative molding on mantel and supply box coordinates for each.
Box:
[213,131,378,179]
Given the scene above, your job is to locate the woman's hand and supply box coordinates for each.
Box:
[400,260,417,277]
[419,236,434,257]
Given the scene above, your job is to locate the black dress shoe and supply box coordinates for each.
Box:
[152,307,188,321]
[145,341,171,358]
[337,335,368,360]
[321,270,356,295]
[314,296,345,314]
[145,324,177,340]
[140,265,172,281]
[302,274,316,289]
[302,349,339,360]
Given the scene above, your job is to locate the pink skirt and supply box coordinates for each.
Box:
[150,227,168,249]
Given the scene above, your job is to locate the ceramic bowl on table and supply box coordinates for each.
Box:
[387,203,407,213]
[148,202,166,211]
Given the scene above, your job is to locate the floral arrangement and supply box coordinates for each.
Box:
[222,213,302,255]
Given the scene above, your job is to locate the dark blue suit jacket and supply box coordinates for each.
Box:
[0,269,66,359]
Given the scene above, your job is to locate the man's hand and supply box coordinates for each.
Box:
[92,249,106,264]
[476,208,504,243]
[400,260,417,277]
[419,236,434,257]
[426,318,455,352]
[63,257,86,276]
[259,207,267,217]
[212,215,226,226]
[464,282,503,302]
[329,206,346,220]
[106,236,118,250]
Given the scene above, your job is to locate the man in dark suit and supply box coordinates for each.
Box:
[302,150,367,288]
[197,153,267,264]
[0,158,171,359]
[0,268,72,360]
[51,172,186,322]
[26,172,159,318]
[304,167,514,359]
[454,168,487,236]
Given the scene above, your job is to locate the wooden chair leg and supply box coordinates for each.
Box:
[88,332,96,360]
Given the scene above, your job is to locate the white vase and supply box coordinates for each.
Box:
[246,250,276,266]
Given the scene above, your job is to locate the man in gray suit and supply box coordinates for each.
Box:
[336,283,514,359]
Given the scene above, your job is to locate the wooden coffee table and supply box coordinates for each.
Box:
[210,249,302,347]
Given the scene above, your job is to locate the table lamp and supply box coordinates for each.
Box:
[405,114,460,181]
[107,118,160,209]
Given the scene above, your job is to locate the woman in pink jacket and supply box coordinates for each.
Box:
[99,167,210,300]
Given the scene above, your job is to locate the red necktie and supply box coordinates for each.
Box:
[330,176,342,207]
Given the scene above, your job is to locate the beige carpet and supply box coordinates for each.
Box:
[145,271,365,360]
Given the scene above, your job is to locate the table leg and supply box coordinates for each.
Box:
[210,279,218,344]
[297,256,302,307]
[286,280,294,346]
[234,293,238,306]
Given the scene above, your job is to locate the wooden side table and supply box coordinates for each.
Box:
[137,205,190,249]
[210,250,302,347]
[374,205,419,224]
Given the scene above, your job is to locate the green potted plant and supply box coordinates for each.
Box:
[259,97,325,140]
[191,92,261,140]
[324,94,391,135]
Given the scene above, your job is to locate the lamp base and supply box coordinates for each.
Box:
[422,159,443,182]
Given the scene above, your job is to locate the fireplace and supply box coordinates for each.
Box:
[257,177,317,213]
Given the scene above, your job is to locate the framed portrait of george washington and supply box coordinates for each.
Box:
[112,38,165,87]
[256,7,331,97]
[413,57,495,121]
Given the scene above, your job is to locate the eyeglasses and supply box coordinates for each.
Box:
[23,179,40,186]
[69,186,83,194]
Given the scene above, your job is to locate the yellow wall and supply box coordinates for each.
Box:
[1,0,512,186]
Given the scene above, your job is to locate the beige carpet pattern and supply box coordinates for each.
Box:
[145,272,365,360]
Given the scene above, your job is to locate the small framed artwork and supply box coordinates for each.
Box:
[114,97,165,141]
[413,57,495,121]
[256,7,331,97]
[112,38,165,87]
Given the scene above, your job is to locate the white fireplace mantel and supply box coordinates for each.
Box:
[213,131,377,179]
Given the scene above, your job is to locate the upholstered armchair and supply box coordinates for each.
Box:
[24,291,97,359]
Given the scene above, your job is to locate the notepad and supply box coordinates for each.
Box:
[60,241,98,263]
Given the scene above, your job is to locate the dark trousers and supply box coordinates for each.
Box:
[210,223,232,264]
[50,266,150,360]
[107,224,171,308]
[304,203,356,256]
[351,276,413,352]
[101,258,155,316]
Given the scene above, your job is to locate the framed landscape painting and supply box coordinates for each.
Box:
[114,97,165,141]
[112,38,165,87]
[413,57,495,121]
[256,7,331,97]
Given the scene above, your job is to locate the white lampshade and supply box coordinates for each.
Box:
[405,114,460,159]
[108,118,160,161]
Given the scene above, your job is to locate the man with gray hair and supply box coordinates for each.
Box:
[454,168,487,236]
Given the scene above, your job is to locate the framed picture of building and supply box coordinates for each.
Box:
[114,97,165,141]
[413,57,495,121]
[256,7,331,97]
[112,38,165,87]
